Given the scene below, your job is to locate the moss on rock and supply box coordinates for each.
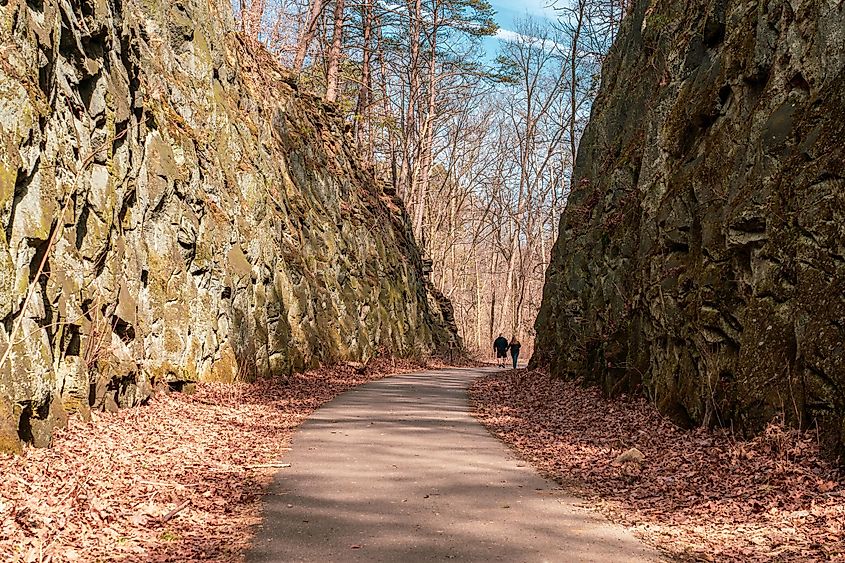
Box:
[0,0,459,449]
[533,0,845,460]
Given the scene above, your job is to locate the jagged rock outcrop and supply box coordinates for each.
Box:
[533,1,844,457]
[0,0,458,450]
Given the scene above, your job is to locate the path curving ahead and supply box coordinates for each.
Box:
[248,368,659,562]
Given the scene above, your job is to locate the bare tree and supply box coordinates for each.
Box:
[293,0,328,72]
[234,0,622,355]
[353,0,374,160]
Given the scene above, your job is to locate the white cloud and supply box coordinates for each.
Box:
[495,28,563,52]
[495,28,532,43]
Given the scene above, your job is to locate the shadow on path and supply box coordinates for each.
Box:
[248,368,659,562]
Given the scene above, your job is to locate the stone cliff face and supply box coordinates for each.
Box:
[0,0,458,451]
[533,1,844,456]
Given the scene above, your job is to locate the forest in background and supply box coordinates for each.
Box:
[233,0,632,355]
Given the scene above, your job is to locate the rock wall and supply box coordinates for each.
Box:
[533,0,845,457]
[0,0,458,451]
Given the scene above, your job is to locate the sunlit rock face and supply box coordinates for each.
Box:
[532,0,844,457]
[0,0,458,450]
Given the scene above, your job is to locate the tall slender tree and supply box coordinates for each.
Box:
[324,0,346,101]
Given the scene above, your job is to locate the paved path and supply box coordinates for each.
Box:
[248,368,659,562]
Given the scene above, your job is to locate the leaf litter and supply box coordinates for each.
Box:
[469,369,845,562]
[0,358,427,562]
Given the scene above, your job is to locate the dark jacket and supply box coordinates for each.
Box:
[509,342,521,356]
[493,336,509,353]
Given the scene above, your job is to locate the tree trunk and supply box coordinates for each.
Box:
[489,252,498,341]
[398,0,422,201]
[569,2,585,161]
[412,6,439,241]
[293,0,327,74]
[500,216,520,338]
[354,0,373,161]
[324,0,346,102]
[373,13,399,191]
[475,256,483,350]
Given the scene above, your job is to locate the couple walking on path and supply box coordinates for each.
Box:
[493,334,521,369]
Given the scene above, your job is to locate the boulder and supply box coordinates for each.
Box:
[615,448,645,465]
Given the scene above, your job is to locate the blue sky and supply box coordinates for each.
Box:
[491,0,557,21]
[484,0,559,58]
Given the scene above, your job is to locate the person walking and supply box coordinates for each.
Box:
[493,334,509,368]
[509,337,521,370]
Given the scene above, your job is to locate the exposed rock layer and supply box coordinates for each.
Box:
[533,0,845,457]
[0,0,458,450]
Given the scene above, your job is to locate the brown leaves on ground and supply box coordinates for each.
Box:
[469,369,845,562]
[0,358,423,562]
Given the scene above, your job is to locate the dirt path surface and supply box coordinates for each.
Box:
[248,368,659,562]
